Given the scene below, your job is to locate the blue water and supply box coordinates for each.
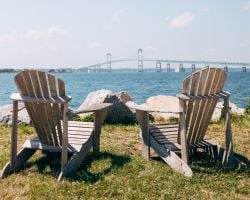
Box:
[0,71,249,109]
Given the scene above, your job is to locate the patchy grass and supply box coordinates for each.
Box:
[0,115,249,200]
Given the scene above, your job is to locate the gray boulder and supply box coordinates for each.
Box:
[145,95,180,119]
[0,103,31,125]
[212,101,245,121]
[78,90,136,124]
[145,95,245,121]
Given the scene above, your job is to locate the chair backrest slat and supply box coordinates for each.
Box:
[14,70,67,146]
[193,68,216,143]
[182,76,191,94]
[182,67,226,145]
[184,71,200,143]
[58,79,65,96]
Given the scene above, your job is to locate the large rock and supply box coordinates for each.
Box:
[212,101,245,121]
[146,95,180,119]
[78,90,136,124]
[0,103,31,125]
[146,95,245,121]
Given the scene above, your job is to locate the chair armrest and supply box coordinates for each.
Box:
[69,103,112,115]
[219,91,231,98]
[126,101,181,114]
[11,93,72,104]
[176,91,231,101]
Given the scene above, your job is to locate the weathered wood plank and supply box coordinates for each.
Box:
[61,103,68,171]
[58,78,65,96]
[182,76,191,94]
[47,73,59,145]
[199,68,221,140]
[185,71,200,144]
[137,110,150,160]
[224,96,234,164]
[10,93,71,103]
[189,68,209,144]
[200,69,226,139]
[72,103,112,114]
[93,108,107,156]
[150,128,179,133]
[149,134,192,177]
[194,68,216,143]
[58,135,93,181]
[1,148,36,178]
[10,100,18,168]
[15,72,47,144]
[179,99,188,163]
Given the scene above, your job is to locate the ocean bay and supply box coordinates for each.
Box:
[0,70,249,109]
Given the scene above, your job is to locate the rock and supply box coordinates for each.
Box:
[78,90,136,124]
[212,101,245,121]
[145,95,180,119]
[0,103,31,125]
[145,95,245,121]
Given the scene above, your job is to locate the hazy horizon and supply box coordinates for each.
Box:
[0,0,250,68]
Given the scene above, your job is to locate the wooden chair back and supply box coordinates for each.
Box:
[182,67,226,144]
[15,70,66,146]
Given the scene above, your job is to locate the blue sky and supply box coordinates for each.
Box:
[0,0,250,68]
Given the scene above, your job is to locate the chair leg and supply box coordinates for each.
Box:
[179,100,188,164]
[93,109,107,157]
[1,148,36,178]
[136,110,150,161]
[141,142,150,161]
[224,97,235,164]
[58,137,93,181]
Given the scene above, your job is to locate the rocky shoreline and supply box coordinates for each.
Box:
[0,90,245,125]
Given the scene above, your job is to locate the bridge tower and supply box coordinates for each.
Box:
[167,63,171,72]
[156,60,161,72]
[138,49,143,72]
[107,53,111,72]
[179,64,185,72]
[224,66,228,72]
[191,64,196,72]
[242,66,247,72]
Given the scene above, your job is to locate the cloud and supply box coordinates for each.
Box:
[243,1,250,10]
[48,26,66,37]
[169,11,196,29]
[111,9,125,24]
[90,42,102,49]
[144,45,156,53]
[26,26,66,40]
[26,30,46,40]
[103,9,125,30]
[0,31,17,43]
[164,16,170,22]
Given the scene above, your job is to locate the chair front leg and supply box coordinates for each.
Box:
[224,97,234,164]
[10,100,18,168]
[179,99,188,164]
[93,108,108,156]
[61,103,68,171]
[136,110,150,161]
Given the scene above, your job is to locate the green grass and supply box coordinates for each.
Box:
[0,115,249,200]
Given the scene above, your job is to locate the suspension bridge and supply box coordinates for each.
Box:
[81,49,250,73]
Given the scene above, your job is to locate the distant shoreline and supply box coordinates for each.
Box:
[0,68,249,73]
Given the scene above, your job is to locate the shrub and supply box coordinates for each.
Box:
[245,99,250,114]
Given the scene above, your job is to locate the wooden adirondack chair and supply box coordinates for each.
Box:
[0,70,111,181]
[127,67,238,177]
